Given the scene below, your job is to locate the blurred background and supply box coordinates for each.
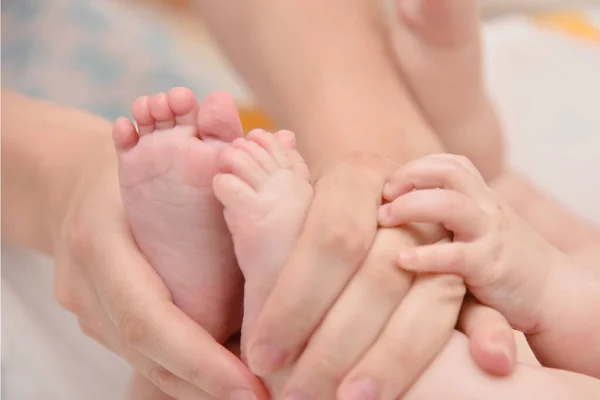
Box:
[1,0,272,130]
[2,0,599,128]
[2,1,599,399]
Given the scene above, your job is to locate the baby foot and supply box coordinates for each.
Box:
[390,0,504,180]
[112,88,243,341]
[212,129,313,363]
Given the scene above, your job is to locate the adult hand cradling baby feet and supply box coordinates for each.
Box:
[58,0,519,397]
[11,0,600,398]
[105,81,517,399]
[55,89,267,400]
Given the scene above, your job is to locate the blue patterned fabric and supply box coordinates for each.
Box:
[1,0,217,120]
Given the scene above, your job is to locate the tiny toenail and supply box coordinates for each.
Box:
[247,129,265,137]
[248,342,286,375]
[339,378,380,400]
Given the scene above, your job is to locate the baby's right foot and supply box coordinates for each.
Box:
[390,0,504,180]
[113,88,243,341]
[213,130,313,394]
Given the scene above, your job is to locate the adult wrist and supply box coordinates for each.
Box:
[45,132,117,254]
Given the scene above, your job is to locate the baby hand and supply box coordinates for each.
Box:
[378,154,563,334]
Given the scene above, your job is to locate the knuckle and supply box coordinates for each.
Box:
[444,191,467,211]
[436,155,480,182]
[363,263,408,299]
[452,155,473,167]
[447,247,468,270]
[147,365,177,391]
[116,312,148,347]
[317,218,369,260]
[185,365,204,386]
[386,341,421,370]
[439,158,465,176]
[306,350,347,383]
[431,274,467,299]
[445,154,475,170]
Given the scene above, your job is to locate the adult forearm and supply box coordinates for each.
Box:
[1,91,114,253]
[195,0,443,172]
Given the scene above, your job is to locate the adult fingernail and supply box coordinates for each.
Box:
[248,341,286,375]
[284,391,311,400]
[339,378,380,400]
[229,390,257,400]
[486,341,513,376]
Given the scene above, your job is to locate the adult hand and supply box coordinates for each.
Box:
[243,151,516,400]
[52,152,266,400]
[239,152,459,399]
[457,296,518,377]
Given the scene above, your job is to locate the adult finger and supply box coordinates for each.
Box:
[379,189,486,238]
[93,233,267,400]
[245,162,385,375]
[383,154,485,200]
[92,300,223,400]
[396,241,478,279]
[458,296,517,376]
[67,286,219,400]
[121,346,217,400]
[338,273,466,400]
[279,228,415,400]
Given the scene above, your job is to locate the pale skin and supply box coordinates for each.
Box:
[112,89,498,400]
[193,3,516,398]
[2,90,267,400]
[114,95,600,400]
[0,91,489,400]
[3,91,599,400]
[4,0,477,396]
[380,154,600,378]
[3,1,596,400]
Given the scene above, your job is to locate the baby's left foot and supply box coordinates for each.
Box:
[390,0,504,181]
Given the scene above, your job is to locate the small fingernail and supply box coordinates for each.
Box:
[284,391,311,400]
[248,341,286,375]
[229,390,257,400]
[339,378,380,400]
[378,205,390,221]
